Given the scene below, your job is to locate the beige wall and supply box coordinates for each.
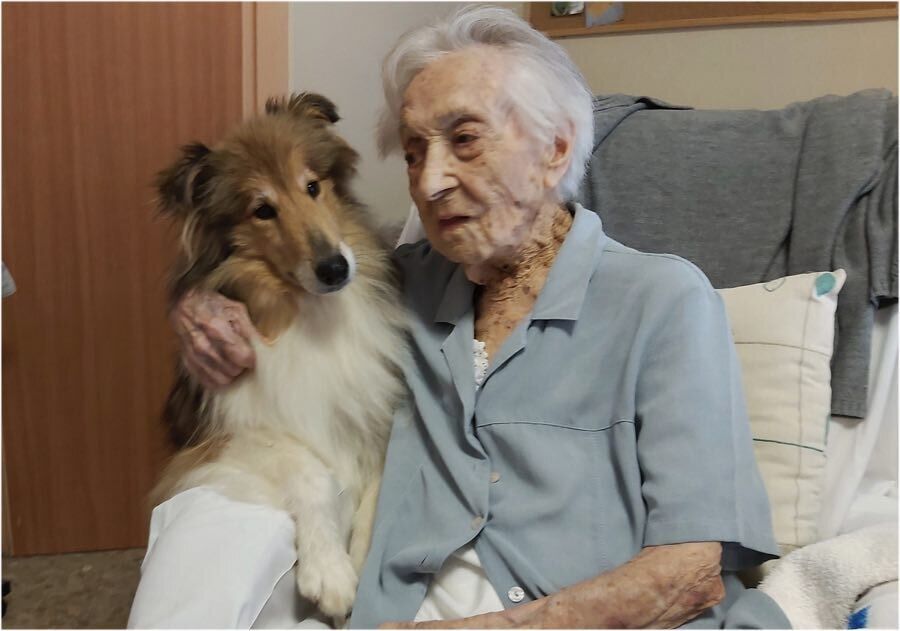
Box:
[290,2,470,226]
[559,18,898,109]
[291,3,897,223]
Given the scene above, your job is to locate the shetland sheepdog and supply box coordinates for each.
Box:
[151,93,409,620]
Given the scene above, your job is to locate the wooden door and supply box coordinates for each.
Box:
[2,2,246,555]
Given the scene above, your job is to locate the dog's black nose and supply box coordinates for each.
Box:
[315,254,349,287]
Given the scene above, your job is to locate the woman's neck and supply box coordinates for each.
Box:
[468,203,572,296]
[463,205,572,293]
[470,204,573,357]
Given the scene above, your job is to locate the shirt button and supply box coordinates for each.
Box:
[507,586,525,603]
[470,515,484,530]
[490,471,501,483]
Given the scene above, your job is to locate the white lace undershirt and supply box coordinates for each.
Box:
[413,339,504,622]
[473,339,489,389]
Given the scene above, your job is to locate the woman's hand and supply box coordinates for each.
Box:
[381,542,725,629]
[170,289,258,389]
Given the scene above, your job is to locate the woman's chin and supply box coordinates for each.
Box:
[425,231,480,263]
[434,242,489,266]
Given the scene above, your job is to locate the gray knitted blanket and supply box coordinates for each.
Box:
[576,90,897,418]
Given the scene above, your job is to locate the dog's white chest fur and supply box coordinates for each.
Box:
[210,279,406,497]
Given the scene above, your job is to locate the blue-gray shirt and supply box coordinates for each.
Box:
[351,204,787,628]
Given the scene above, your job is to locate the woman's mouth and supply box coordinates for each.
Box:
[438,216,472,231]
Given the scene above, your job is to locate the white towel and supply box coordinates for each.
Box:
[759,523,898,629]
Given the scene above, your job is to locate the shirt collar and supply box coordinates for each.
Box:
[434,262,474,325]
[433,203,606,324]
[531,203,606,321]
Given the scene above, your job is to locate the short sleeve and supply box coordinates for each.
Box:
[635,271,779,571]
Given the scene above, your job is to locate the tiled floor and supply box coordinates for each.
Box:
[2,548,145,629]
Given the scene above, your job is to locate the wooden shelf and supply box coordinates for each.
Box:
[528,2,898,39]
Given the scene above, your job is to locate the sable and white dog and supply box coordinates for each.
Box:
[152,93,409,620]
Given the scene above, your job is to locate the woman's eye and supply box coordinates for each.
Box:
[307,180,320,198]
[454,133,477,145]
[404,153,417,166]
[253,203,277,220]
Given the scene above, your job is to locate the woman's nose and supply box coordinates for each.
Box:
[417,143,457,201]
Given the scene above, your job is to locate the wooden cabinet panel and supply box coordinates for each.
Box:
[2,2,244,554]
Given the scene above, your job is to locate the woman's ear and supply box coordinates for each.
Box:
[543,123,575,191]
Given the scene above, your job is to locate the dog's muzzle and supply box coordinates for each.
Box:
[296,242,357,295]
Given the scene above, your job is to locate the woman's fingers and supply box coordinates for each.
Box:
[222,302,258,355]
[170,289,259,388]
[189,326,239,377]
[197,318,253,376]
[182,347,232,390]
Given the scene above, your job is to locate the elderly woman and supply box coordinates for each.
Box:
[154,7,791,629]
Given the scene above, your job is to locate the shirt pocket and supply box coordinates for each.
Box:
[476,362,636,434]
[470,420,643,582]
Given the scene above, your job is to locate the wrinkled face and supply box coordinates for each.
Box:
[400,47,557,266]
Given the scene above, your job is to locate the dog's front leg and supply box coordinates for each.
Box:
[348,474,381,573]
[284,467,358,621]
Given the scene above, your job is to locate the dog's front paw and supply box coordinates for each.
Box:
[296,547,358,619]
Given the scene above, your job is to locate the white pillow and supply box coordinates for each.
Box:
[718,270,846,553]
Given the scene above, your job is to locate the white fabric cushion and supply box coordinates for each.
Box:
[718,270,846,552]
[397,204,425,246]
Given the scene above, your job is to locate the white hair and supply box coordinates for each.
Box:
[377,5,594,201]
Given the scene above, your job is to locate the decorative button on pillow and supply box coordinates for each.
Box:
[718,270,846,553]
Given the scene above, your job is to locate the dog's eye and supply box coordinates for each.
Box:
[253,203,278,220]
[307,181,320,199]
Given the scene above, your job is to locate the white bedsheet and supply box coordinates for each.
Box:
[819,304,898,539]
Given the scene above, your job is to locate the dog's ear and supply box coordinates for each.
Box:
[265,92,340,124]
[156,142,215,215]
[328,138,361,198]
